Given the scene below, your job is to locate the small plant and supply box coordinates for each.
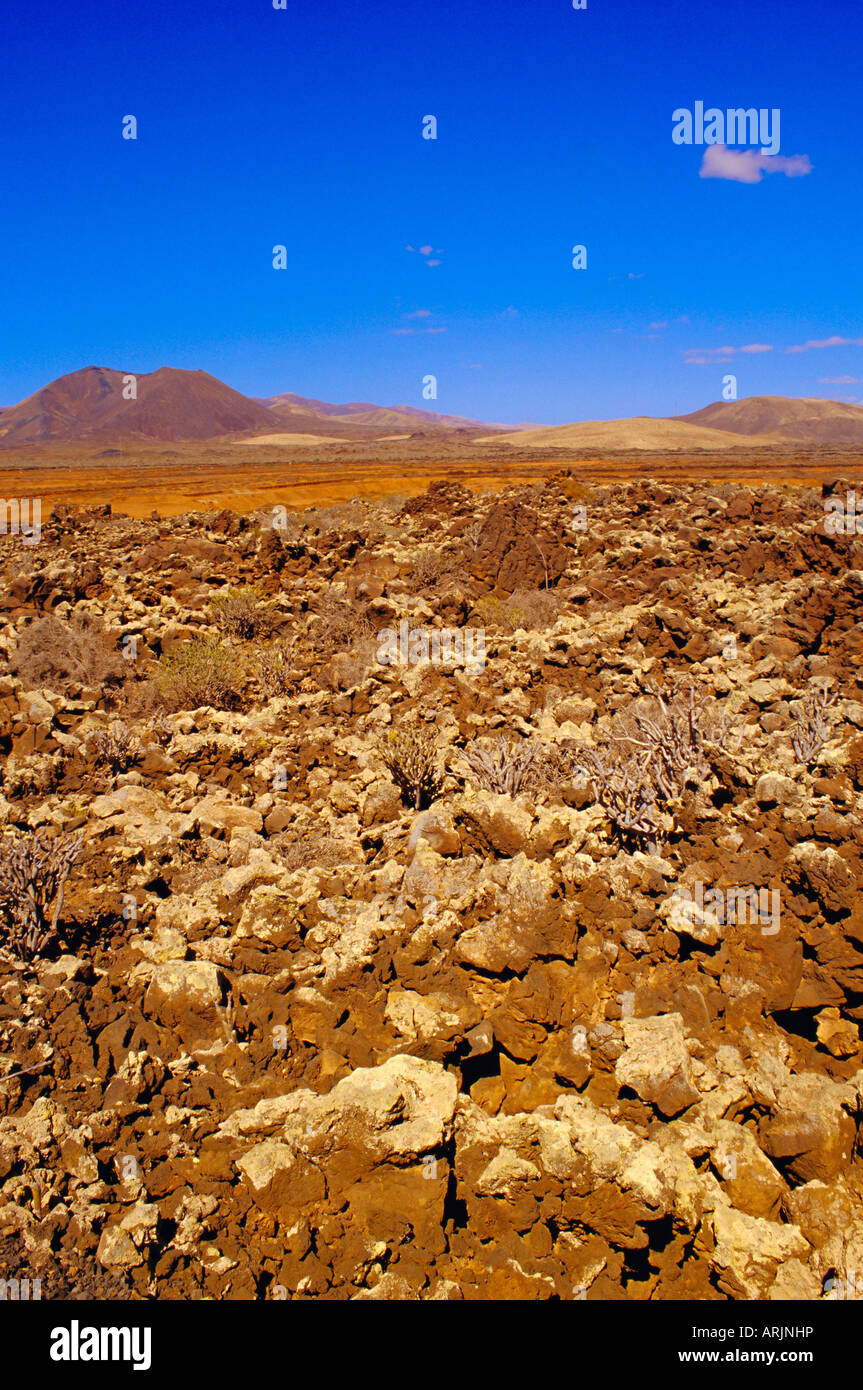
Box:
[610,678,741,801]
[256,638,299,697]
[459,736,544,796]
[90,720,138,772]
[210,586,277,640]
[568,745,660,853]
[156,638,240,711]
[410,547,459,592]
[10,613,126,693]
[553,680,744,854]
[378,727,445,811]
[791,683,838,766]
[475,590,560,633]
[0,829,85,961]
[314,589,373,649]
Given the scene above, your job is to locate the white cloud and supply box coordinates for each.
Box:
[819,375,862,384]
[699,145,813,183]
[786,336,863,353]
[683,342,773,364]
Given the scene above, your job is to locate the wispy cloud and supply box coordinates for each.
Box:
[649,320,668,330]
[406,245,444,267]
[819,375,862,384]
[403,309,432,319]
[786,336,863,353]
[683,342,773,365]
[390,326,447,336]
[699,145,813,183]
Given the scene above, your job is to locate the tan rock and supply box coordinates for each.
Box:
[615,1014,701,1117]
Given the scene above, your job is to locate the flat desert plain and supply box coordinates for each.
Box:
[2,439,862,518]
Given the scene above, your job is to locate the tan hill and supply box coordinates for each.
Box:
[480,416,786,451]
[0,366,276,446]
[675,395,863,445]
[260,393,496,432]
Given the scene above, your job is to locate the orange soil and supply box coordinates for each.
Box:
[0,451,861,518]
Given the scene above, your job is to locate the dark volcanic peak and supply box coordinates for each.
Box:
[0,365,276,446]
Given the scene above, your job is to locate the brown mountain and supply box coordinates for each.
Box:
[259,393,496,432]
[674,395,863,446]
[0,366,277,446]
[0,367,500,447]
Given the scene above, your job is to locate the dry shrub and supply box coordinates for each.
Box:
[563,744,659,852]
[791,682,838,765]
[556,678,743,852]
[155,638,241,711]
[210,586,278,640]
[313,589,373,649]
[475,589,561,633]
[10,613,126,693]
[378,726,445,811]
[88,720,139,772]
[409,546,460,592]
[0,829,85,961]
[609,678,742,800]
[256,638,299,697]
[458,736,545,797]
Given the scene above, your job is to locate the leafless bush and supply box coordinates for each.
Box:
[10,613,126,693]
[610,678,741,800]
[567,746,660,853]
[458,736,545,797]
[145,708,173,746]
[210,586,277,640]
[791,683,838,765]
[0,830,85,961]
[553,680,742,853]
[155,638,241,711]
[314,590,373,649]
[378,727,445,811]
[256,638,299,697]
[462,520,484,559]
[410,546,460,592]
[89,720,139,772]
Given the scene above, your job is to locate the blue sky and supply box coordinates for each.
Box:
[1,0,861,424]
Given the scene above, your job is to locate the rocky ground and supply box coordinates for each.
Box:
[0,472,862,1301]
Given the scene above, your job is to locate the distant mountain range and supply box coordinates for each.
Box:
[0,366,499,448]
[1,366,862,451]
[484,395,863,451]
